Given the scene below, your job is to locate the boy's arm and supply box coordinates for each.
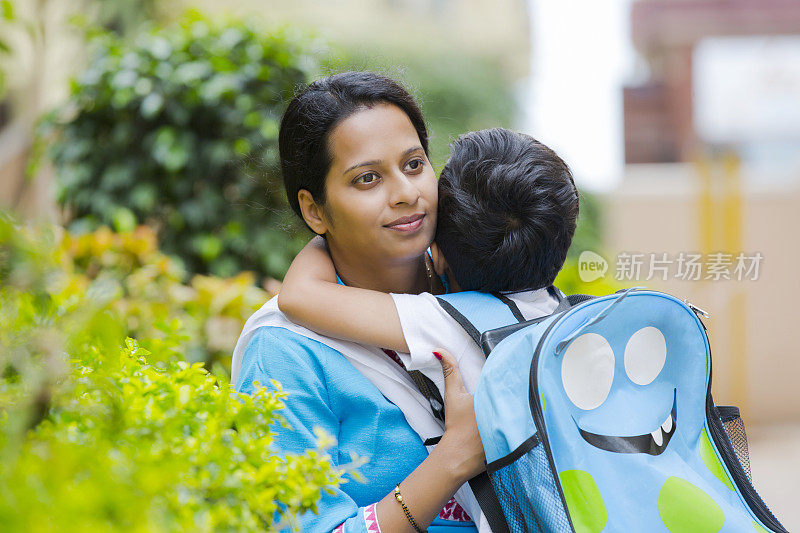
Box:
[278,237,409,353]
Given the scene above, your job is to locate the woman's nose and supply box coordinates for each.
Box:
[389,172,421,206]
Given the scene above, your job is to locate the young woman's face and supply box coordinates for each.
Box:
[311,103,437,265]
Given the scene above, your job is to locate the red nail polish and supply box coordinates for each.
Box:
[433,351,442,361]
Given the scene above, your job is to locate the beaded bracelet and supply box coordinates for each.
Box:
[394,484,425,532]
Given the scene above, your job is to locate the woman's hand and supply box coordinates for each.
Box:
[371,349,485,530]
[433,349,486,483]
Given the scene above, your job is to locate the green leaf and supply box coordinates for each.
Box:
[140,92,164,119]
[233,138,250,155]
[193,234,222,261]
[130,184,157,212]
[1,0,14,20]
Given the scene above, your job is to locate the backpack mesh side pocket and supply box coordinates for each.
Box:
[717,405,752,482]
[486,434,571,533]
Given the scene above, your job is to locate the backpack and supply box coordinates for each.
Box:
[434,287,787,533]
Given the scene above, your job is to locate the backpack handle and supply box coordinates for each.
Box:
[554,287,641,357]
[552,292,596,314]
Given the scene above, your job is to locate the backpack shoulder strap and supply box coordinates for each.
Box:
[435,291,525,346]
[469,473,511,533]
[431,290,527,532]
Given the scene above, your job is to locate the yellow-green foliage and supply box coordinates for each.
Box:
[56,224,268,372]
[0,213,347,531]
[555,257,628,297]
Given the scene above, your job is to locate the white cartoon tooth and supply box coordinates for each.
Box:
[662,415,673,434]
[651,428,663,447]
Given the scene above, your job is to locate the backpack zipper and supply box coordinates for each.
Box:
[684,299,710,318]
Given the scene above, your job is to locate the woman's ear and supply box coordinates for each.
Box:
[429,242,448,276]
[297,189,329,235]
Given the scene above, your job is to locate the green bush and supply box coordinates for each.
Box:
[43,13,315,281]
[0,213,349,531]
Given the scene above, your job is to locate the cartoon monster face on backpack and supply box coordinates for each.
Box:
[544,296,708,459]
[538,295,765,533]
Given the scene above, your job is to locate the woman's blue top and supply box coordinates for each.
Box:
[236,326,478,532]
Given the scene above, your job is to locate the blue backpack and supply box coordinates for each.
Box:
[434,287,786,533]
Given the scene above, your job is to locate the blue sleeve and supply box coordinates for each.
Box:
[236,327,379,533]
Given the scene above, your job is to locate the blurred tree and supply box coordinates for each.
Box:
[90,0,160,37]
[1,0,165,215]
[0,0,14,100]
[42,13,316,281]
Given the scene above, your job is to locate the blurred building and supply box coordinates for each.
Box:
[608,0,800,422]
[623,0,800,164]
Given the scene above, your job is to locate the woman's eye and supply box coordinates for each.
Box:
[405,158,424,172]
[354,172,380,185]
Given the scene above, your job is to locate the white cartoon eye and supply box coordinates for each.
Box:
[561,333,615,410]
[624,326,667,386]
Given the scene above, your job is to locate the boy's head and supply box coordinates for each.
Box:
[435,128,579,293]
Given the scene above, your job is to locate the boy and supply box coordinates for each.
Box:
[278,128,579,395]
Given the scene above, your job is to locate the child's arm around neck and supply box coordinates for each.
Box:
[278,236,410,353]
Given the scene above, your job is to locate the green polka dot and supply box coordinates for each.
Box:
[699,428,735,490]
[658,476,725,533]
[752,522,769,532]
[559,469,607,533]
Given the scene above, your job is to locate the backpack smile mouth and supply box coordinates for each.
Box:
[576,389,677,456]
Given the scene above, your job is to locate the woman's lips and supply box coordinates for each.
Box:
[384,213,425,233]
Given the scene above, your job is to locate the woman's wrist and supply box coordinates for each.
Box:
[373,437,467,531]
[429,432,480,485]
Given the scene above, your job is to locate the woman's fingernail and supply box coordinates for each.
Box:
[433,351,442,361]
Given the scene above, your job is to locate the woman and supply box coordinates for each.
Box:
[232,72,485,532]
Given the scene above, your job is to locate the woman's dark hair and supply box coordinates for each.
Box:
[436,128,579,293]
[279,71,429,225]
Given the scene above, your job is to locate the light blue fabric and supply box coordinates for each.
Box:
[436,292,518,334]
[237,326,477,532]
[474,316,556,464]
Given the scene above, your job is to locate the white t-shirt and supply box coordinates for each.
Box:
[390,288,560,397]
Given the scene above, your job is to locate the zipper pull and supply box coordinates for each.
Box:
[684,299,710,319]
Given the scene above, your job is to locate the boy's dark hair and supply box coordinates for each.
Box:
[435,128,579,293]
[279,71,429,228]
